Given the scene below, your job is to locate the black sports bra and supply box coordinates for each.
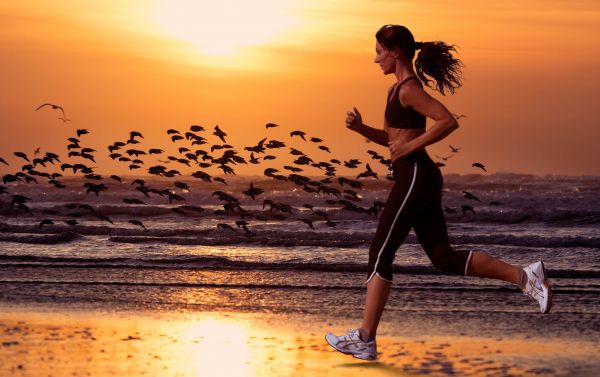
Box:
[385,76,426,129]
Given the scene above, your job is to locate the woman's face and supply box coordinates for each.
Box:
[374,40,395,75]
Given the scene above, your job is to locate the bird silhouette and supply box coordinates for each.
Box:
[38,219,54,228]
[357,163,378,179]
[242,183,264,200]
[290,131,306,141]
[217,223,237,232]
[77,129,89,137]
[463,191,481,202]
[449,145,461,153]
[14,152,29,162]
[124,198,146,205]
[129,219,146,229]
[300,219,315,229]
[265,122,279,129]
[213,125,227,143]
[472,162,487,172]
[36,103,66,118]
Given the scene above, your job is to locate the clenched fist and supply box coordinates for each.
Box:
[345,107,363,131]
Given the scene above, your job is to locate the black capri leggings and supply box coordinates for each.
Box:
[367,150,472,283]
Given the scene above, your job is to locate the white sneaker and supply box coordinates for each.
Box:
[325,329,377,360]
[523,261,553,313]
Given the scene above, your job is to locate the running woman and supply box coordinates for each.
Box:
[325,24,552,361]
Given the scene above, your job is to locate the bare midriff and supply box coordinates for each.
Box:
[385,126,425,159]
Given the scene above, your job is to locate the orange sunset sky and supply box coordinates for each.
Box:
[1,0,599,177]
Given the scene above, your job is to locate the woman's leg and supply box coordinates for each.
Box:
[466,251,524,286]
[360,161,419,341]
[359,275,392,341]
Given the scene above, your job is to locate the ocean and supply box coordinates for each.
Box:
[1,171,599,339]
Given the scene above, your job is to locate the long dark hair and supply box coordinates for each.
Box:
[375,24,464,95]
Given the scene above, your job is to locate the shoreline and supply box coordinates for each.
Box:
[1,302,599,376]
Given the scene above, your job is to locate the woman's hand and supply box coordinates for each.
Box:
[388,139,414,161]
[345,107,363,131]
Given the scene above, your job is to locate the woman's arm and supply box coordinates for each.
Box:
[352,123,389,147]
[389,83,459,159]
[346,107,389,147]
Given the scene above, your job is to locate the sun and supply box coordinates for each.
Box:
[151,0,299,57]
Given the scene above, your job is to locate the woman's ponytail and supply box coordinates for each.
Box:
[376,25,464,95]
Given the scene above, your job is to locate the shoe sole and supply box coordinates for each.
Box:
[325,334,377,361]
[540,261,553,314]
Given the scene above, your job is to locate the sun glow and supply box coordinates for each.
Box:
[184,318,252,376]
[151,0,299,57]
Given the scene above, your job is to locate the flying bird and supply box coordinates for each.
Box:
[449,145,461,153]
[14,152,30,162]
[472,162,487,172]
[242,183,264,200]
[123,198,146,205]
[265,122,279,129]
[38,219,54,228]
[213,125,227,143]
[463,191,481,202]
[129,219,146,229]
[35,103,66,118]
[290,130,306,141]
[217,223,237,232]
[300,219,315,229]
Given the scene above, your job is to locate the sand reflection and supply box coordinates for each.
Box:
[184,317,252,376]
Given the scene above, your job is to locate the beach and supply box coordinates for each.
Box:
[1,173,600,376]
[1,301,599,377]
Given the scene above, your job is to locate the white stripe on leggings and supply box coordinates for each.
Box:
[366,162,418,284]
[464,250,474,275]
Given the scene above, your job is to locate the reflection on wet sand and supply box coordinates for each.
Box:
[1,307,598,377]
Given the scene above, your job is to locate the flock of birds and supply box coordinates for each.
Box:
[0,103,502,235]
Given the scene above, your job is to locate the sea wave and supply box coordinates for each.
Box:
[0,280,597,293]
[1,221,599,247]
[0,254,599,279]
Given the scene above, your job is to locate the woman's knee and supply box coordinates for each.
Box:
[428,244,471,275]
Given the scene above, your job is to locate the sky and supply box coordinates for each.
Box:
[1,0,599,177]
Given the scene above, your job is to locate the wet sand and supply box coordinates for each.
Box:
[1,304,598,377]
